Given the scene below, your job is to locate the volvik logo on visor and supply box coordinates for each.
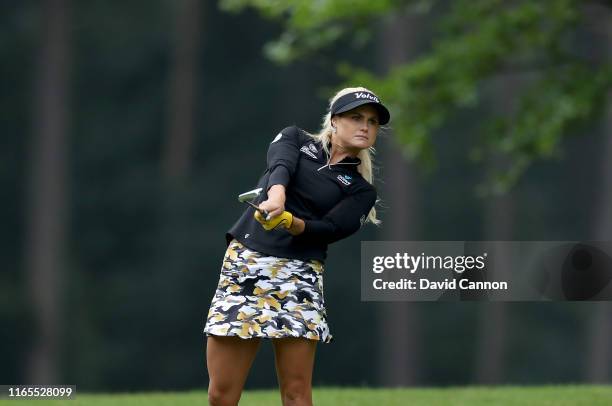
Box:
[354,92,379,103]
[330,90,391,125]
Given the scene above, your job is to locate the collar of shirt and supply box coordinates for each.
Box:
[336,156,361,165]
[316,146,362,171]
[322,141,361,166]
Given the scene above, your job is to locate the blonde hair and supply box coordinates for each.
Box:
[307,86,382,226]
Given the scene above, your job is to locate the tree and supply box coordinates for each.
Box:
[585,107,612,382]
[162,0,202,182]
[585,2,612,382]
[25,0,72,384]
[376,12,424,386]
[156,0,203,386]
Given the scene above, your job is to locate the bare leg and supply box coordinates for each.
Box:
[206,336,261,406]
[272,338,317,406]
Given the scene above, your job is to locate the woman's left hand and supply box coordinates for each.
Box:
[258,184,286,219]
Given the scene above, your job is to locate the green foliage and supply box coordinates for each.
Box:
[220,0,400,63]
[475,64,612,195]
[219,0,612,194]
[220,0,396,28]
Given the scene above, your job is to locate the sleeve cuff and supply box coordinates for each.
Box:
[302,219,334,236]
[268,165,291,189]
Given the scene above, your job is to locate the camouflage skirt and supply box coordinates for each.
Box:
[203,239,333,343]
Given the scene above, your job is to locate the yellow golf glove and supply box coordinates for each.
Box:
[254,210,294,231]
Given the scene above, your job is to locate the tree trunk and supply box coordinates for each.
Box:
[473,75,519,384]
[474,191,513,384]
[584,122,612,382]
[584,4,612,384]
[162,0,201,182]
[377,13,423,387]
[155,0,202,350]
[25,0,71,384]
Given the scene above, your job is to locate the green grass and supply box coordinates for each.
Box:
[2,385,611,405]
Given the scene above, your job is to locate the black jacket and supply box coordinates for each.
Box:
[226,125,377,262]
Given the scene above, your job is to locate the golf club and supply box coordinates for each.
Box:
[238,187,270,220]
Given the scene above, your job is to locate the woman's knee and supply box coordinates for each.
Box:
[280,379,312,405]
[208,382,241,406]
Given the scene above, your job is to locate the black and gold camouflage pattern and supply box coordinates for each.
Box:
[204,240,333,343]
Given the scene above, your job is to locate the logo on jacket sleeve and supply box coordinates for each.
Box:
[271,132,283,143]
[337,174,352,186]
[300,145,318,159]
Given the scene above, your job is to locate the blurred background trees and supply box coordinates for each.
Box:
[2,0,610,391]
[24,0,72,386]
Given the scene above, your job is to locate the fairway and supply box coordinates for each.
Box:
[2,385,611,405]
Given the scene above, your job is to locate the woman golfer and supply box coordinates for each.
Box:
[204,86,390,406]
